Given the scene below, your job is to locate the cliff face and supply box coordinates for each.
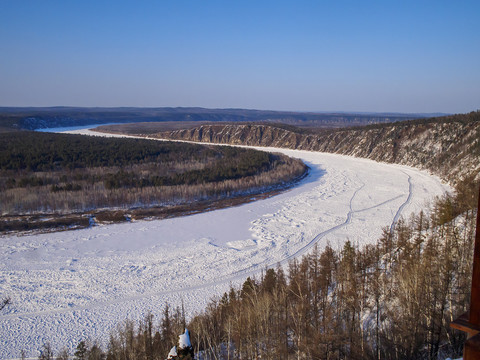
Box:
[153,112,480,184]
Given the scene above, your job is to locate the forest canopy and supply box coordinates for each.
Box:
[0,131,307,232]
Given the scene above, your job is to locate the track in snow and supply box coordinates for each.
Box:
[390,171,413,233]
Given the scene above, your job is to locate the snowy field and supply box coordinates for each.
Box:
[0,129,450,359]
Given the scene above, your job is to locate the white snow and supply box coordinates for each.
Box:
[0,129,450,359]
[179,329,192,349]
[168,346,177,359]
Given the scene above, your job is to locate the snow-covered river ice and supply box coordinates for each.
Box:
[0,129,450,358]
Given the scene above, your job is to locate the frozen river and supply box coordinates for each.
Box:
[0,130,450,358]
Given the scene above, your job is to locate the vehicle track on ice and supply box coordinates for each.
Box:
[389,170,413,234]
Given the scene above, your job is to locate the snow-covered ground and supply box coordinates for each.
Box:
[0,129,450,359]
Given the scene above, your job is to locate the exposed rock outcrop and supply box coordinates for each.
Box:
[153,112,480,184]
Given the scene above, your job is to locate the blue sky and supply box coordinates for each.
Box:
[0,1,478,113]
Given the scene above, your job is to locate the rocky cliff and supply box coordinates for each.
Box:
[152,112,480,184]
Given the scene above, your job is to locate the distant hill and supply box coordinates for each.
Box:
[0,106,442,132]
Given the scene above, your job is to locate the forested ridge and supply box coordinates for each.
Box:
[0,131,307,233]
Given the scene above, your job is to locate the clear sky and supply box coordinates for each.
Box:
[0,0,478,113]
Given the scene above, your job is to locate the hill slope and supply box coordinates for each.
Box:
[153,111,480,184]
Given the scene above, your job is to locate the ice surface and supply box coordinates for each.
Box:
[0,129,450,358]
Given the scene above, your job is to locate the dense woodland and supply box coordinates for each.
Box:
[0,132,306,219]
[30,177,479,360]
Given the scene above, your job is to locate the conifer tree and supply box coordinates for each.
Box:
[73,341,87,360]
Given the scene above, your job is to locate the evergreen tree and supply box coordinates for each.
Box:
[74,341,88,360]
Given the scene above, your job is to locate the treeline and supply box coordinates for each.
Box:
[103,150,272,189]
[0,132,307,217]
[1,159,306,218]
[0,114,22,132]
[359,109,480,130]
[29,179,478,360]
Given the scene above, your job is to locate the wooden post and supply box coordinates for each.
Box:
[450,186,480,358]
[469,185,480,325]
